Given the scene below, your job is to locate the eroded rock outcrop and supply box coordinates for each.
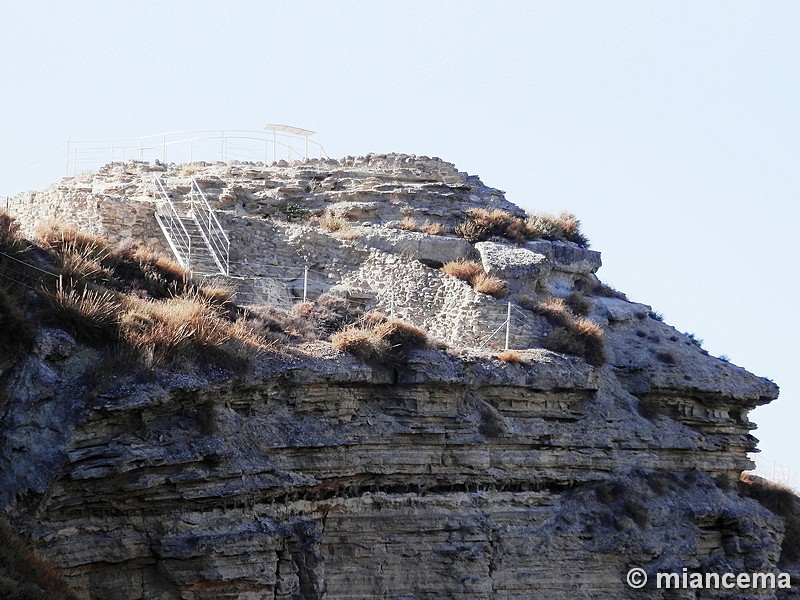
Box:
[0,154,793,599]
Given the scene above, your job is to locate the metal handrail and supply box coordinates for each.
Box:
[153,177,193,270]
[188,178,230,276]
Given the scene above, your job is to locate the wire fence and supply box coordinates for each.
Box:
[477,302,533,350]
[0,249,62,294]
[64,129,329,178]
[747,456,793,487]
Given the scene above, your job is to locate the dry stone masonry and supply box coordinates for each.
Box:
[0,153,793,599]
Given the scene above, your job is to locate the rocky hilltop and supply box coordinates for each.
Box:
[0,154,795,599]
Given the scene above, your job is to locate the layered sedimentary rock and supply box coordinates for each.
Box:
[0,154,793,599]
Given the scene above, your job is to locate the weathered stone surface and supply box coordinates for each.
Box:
[0,154,791,600]
[475,240,551,280]
[358,228,474,266]
[551,240,602,274]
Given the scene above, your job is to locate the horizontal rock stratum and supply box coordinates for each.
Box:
[0,154,795,599]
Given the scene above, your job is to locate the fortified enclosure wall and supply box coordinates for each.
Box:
[7,154,599,349]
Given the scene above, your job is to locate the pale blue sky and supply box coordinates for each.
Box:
[1,1,797,485]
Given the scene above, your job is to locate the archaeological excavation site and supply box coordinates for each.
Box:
[0,145,796,599]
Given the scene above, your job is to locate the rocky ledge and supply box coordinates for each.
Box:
[0,154,794,599]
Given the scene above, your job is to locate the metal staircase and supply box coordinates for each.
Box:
[153,177,230,276]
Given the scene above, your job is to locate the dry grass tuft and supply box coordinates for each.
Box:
[453,207,590,247]
[532,296,571,327]
[199,284,235,306]
[331,326,391,362]
[525,211,589,246]
[374,317,429,352]
[543,317,606,366]
[421,221,446,235]
[319,210,347,232]
[244,293,363,344]
[0,212,27,254]
[472,273,508,298]
[38,226,119,286]
[497,349,524,364]
[400,216,418,231]
[566,292,591,316]
[740,473,800,564]
[333,226,361,240]
[0,517,78,599]
[330,312,429,362]
[575,276,628,301]
[442,259,483,283]
[455,208,524,243]
[119,293,267,368]
[531,294,607,366]
[48,286,120,344]
[442,259,507,298]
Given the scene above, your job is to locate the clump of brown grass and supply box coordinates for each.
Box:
[442,259,507,298]
[566,291,591,316]
[38,226,119,286]
[421,221,446,235]
[497,349,524,364]
[198,284,235,306]
[740,473,800,564]
[442,259,483,283]
[333,226,361,240]
[400,216,418,231]
[319,209,347,232]
[472,273,508,298]
[0,517,78,599]
[103,243,192,299]
[48,285,120,344]
[331,313,429,362]
[530,294,607,365]
[525,211,589,246]
[119,293,267,368]
[373,317,429,352]
[544,318,606,366]
[532,296,571,327]
[245,293,364,344]
[453,207,590,247]
[331,326,391,361]
[0,212,27,254]
[575,276,628,301]
[455,208,524,243]
[245,304,318,344]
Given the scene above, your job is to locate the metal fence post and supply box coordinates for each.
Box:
[505,302,511,350]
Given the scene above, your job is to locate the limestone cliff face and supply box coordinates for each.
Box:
[0,155,793,599]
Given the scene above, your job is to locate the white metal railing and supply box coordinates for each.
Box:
[152,177,193,270]
[188,178,230,276]
[64,128,328,177]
